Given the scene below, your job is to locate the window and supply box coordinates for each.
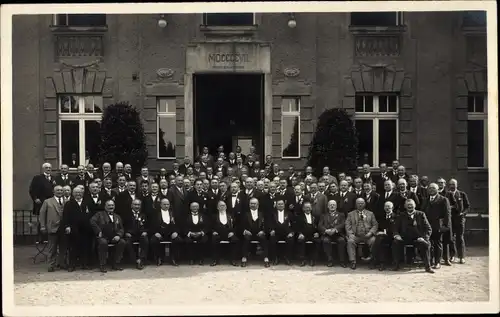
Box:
[281,97,300,159]
[58,95,103,168]
[354,95,399,167]
[463,11,486,27]
[203,13,254,26]
[54,14,107,27]
[157,98,177,159]
[467,94,488,168]
[350,12,403,26]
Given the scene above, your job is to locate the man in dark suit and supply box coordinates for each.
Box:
[387,160,400,183]
[39,185,67,272]
[309,183,328,218]
[112,175,128,196]
[392,199,434,273]
[362,182,380,214]
[110,162,125,188]
[73,165,88,190]
[196,146,214,165]
[123,164,134,182]
[167,176,187,223]
[168,162,183,179]
[352,177,364,198]
[116,181,138,216]
[178,157,193,176]
[122,199,149,270]
[234,145,246,163]
[142,182,161,217]
[437,177,447,196]
[90,200,127,273]
[61,186,95,271]
[54,164,73,188]
[373,163,390,196]
[371,201,396,271]
[155,168,169,185]
[184,202,209,265]
[393,165,410,184]
[29,162,56,216]
[422,183,452,269]
[268,199,295,265]
[295,201,321,266]
[240,198,270,267]
[333,180,357,217]
[101,177,117,203]
[446,179,470,264]
[186,179,209,215]
[360,164,374,184]
[136,167,156,187]
[206,179,221,216]
[241,178,264,211]
[395,179,420,214]
[98,162,113,182]
[86,182,105,215]
[319,200,347,267]
[408,175,424,209]
[377,180,399,221]
[210,200,239,267]
[226,182,246,229]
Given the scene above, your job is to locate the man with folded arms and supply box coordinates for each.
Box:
[122,199,149,270]
[210,201,239,267]
[392,199,434,273]
[319,200,347,267]
[295,201,321,267]
[148,198,182,266]
[268,199,295,266]
[90,200,127,273]
[240,198,270,267]
[345,198,378,270]
[371,201,397,271]
[184,202,209,265]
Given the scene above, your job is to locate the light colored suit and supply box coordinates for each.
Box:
[39,196,67,268]
[310,192,328,218]
[345,209,378,262]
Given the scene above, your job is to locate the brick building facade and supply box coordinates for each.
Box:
[12,12,489,227]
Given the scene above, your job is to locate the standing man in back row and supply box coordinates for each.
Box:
[446,179,470,264]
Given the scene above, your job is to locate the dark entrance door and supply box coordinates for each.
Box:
[193,73,264,158]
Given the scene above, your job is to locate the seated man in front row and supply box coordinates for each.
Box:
[268,199,295,266]
[295,201,322,267]
[184,202,209,265]
[345,198,378,270]
[123,199,149,270]
[371,201,397,271]
[392,199,434,274]
[90,200,127,273]
[319,200,347,267]
[241,198,270,267]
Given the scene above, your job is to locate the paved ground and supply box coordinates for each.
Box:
[13,246,489,305]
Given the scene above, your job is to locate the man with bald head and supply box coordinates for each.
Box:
[446,179,470,264]
[98,162,112,182]
[111,162,125,186]
[185,202,209,265]
[421,183,452,269]
[29,162,56,216]
[333,180,357,217]
[39,185,67,271]
[345,198,378,269]
[54,164,73,188]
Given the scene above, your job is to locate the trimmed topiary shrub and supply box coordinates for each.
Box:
[98,102,148,175]
[306,108,359,178]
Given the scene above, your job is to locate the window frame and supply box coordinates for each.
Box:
[350,12,404,27]
[52,14,107,27]
[58,95,103,169]
[354,94,399,167]
[156,97,177,160]
[281,97,301,159]
[467,94,488,169]
[201,13,256,26]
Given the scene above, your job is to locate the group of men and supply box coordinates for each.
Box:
[29,145,470,275]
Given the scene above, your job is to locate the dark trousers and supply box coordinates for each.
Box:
[392,238,431,268]
[296,235,321,261]
[322,234,346,263]
[68,231,93,268]
[211,233,239,261]
[372,233,393,264]
[450,216,466,259]
[185,234,208,261]
[47,231,67,268]
[97,237,126,266]
[242,232,268,259]
[150,234,183,261]
[125,234,149,262]
[269,232,295,260]
[430,231,443,264]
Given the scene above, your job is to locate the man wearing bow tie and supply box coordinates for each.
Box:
[260,182,283,224]
[185,202,209,265]
[234,145,246,162]
[371,201,396,271]
[158,179,170,199]
[90,200,127,273]
[122,199,149,270]
[112,175,128,197]
[286,185,308,225]
[29,162,56,216]
[333,180,357,217]
[39,185,68,272]
[345,198,379,270]
[85,182,106,266]
[210,201,239,266]
[143,182,161,218]
[446,179,470,264]
[378,180,399,221]
[352,177,364,198]
[54,164,73,188]
[240,198,270,267]
[241,178,263,210]
[295,201,321,266]
[136,167,155,188]
[148,198,183,266]
[268,199,295,265]
[319,200,347,267]
[186,179,209,216]
[392,199,434,273]
[422,183,452,269]
[62,187,94,271]
[226,182,245,228]
[206,179,221,216]
[396,179,420,214]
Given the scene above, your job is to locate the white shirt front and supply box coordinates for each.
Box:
[192,214,199,224]
[130,193,135,200]
[410,187,417,193]
[231,195,237,208]
[305,213,312,224]
[430,195,437,202]
[296,195,302,203]
[161,209,170,224]
[151,195,157,202]
[76,199,82,206]
[161,189,168,196]
[250,209,258,221]
[108,213,114,222]
[277,210,285,224]
[219,211,228,225]
[385,191,392,199]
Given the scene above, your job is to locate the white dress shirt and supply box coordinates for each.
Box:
[277,210,285,224]
[305,213,312,224]
[161,209,170,224]
[430,194,437,202]
[250,209,258,221]
[108,213,114,222]
[385,191,392,199]
[76,199,82,206]
[219,211,228,225]
[129,193,135,200]
[231,195,238,208]
[192,214,199,224]
[151,195,157,202]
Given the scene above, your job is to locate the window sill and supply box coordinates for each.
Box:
[281,157,302,160]
[466,167,489,172]
[50,25,108,34]
[200,25,258,36]
[157,157,177,160]
[349,25,407,35]
[461,25,486,35]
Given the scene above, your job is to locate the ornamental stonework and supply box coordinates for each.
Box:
[355,36,401,57]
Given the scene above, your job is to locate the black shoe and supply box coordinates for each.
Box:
[272,258,279,266]
[189,260,195,265]
[231,260,238,267]
[264,261,270,268]
[425,267,435,274]
[309,260,315,267]
[81,265,90,270]
[449,256,455,262]
[379,264,385,271]
[48,266,55,272]
[350,262,357,270]
[136,261,144,270]
[112,265,123,271]
[369,262,377,270]
[198,260,204,266]
[210,260,218,267]
[171,259,179,266]
[99,266,107,273]
[340,262,347,268]
[327,261,334,267]
[284,258,292,266]
[459,258,466,264]
[432,263,441,269]
[444,261,452,266]
[68,266,75,272]
[300,260,306,267]
[241,261,247,267]
[392,265,400,271]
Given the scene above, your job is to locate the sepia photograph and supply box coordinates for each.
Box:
[1,1,498,316]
